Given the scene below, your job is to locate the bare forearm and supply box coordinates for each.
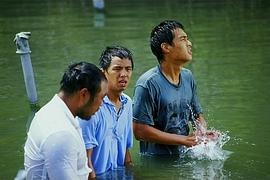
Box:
[133,122,197,147]
[124,149,132,167]
[88,162,96,180]
[86,149,96,179]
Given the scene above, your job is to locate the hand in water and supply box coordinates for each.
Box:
[194,119,220,144]
[206,131,220,141]
[195,130,220,145]
[184,133,199,147]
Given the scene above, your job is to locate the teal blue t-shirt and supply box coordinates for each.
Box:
[133,66,202,155]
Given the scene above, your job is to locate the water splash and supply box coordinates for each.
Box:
[185,130,231,160]
[187,104,207,134]
[186,104,231,160]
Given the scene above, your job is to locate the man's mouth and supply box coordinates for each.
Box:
[119,80,127,87]
[188,49,192,55]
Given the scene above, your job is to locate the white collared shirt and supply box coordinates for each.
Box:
[24,94,91,180]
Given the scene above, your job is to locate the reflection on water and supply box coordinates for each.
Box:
[92,0,106,27]
[97,167,133,180]
[133,154,231,180]
[93,10,105,27]
[96,155,231,180]
[175,159,229,180]
[14,157,230,180]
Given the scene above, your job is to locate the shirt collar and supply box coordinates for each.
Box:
[54,94,80,129]
[103,94,128,106]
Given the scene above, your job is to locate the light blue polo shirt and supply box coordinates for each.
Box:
[79,94,133,175]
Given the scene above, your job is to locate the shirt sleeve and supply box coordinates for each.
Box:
[42,131,83,179]
[133,85,155,126]
[80,118,99,150]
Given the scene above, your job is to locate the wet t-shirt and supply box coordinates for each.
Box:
[133,66,202,155]
[79,94,133,175]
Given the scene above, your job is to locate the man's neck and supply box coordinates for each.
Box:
[160,61,183,85]
[57,91,77,117]
[107,90,122,111]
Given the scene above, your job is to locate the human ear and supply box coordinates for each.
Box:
[161,42,170,54]
[79,88,91,104]
[100,68,105,73]
[80,88,88,97]
[100,68,109,77]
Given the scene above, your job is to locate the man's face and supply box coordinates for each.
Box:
[77,80,108,119]
[104,56,133,93]
[168,28,193,64]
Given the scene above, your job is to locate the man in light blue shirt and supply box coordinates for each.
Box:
[79,46,134,178]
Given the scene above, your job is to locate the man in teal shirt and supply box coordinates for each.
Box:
[133,20,207,155]
[79,46,134,178]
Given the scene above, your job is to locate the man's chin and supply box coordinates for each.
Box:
[118,86,127,91]
[77,114,92,120]
[84,115,92,120]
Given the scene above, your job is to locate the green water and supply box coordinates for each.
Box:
[1,0,270,179]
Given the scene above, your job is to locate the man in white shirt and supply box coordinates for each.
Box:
[24,62,108,180]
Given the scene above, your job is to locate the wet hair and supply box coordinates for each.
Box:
[60,62,106,100]
[99,46,134,70]
[150,20,184,63]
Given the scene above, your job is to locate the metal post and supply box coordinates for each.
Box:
[92,0,105,10]
[14,32,38,105]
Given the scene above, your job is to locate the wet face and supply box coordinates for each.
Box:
[168,28,192,64]
[77,80,108,119]
[104,56,133,93]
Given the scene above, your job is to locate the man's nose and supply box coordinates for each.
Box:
[188,40,192,47]
[120,70,128,77]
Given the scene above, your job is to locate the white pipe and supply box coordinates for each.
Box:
[14,32,38,105]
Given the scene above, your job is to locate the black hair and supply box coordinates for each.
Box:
[60,62,106,100]
[150,20,184,63]
[99,46,134,70]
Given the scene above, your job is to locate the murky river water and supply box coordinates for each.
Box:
[1,0,270,179]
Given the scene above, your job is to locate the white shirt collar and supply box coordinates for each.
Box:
[54,94,80,129]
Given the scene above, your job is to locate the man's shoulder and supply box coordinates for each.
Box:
[181,68,195,83]
[136,66,161,86]
[121,93,132,103]
[181,67,193,76]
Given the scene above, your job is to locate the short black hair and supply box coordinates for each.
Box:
[99,46,134,70]
[60,62,106,100]
[150,20,184,63]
